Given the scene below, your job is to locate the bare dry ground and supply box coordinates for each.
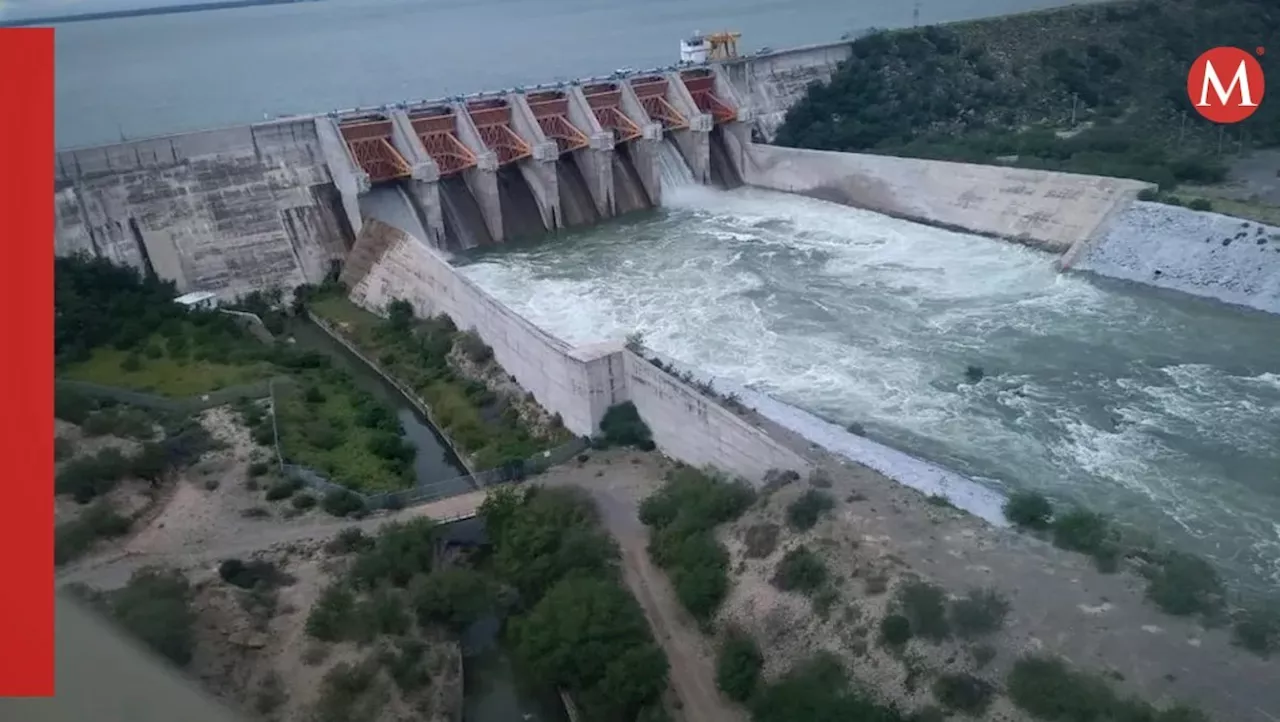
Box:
[714,410,1280,722]
[57,407,463,722]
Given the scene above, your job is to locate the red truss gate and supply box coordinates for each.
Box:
[338,117,413,183]
[582,83,641,143]
[408,107,477,177]
[525,91,590,154]
[465,98,532,167]
[629,76,687,131]
[679,69,737,124]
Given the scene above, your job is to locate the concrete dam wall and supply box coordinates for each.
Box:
[55,120,353,299]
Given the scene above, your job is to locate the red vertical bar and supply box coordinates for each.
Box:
[0,27,55,697]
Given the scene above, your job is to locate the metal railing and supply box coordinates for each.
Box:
[56,377,283,414]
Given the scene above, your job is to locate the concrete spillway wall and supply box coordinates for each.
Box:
[1073,202,1280,314]
[55,119,352,300]
[721,41,853,142]
[743,144,1151,253]
[342,218,808,482]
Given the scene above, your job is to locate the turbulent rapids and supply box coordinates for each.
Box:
[456,141,1280,593]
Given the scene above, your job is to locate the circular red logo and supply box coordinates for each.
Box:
[1187,47,1266,123]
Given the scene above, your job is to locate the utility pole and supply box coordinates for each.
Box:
[1070,93,1078,126]
[913,1,920,27]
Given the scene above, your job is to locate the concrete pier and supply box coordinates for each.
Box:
[507,93,562,231]
[388,109,446,247]
[565,84,615,218]
[617,80,664,206]
[710,66,751,182]
[450,101,503,243]
[664,71,712,185]
[315,115,368,237]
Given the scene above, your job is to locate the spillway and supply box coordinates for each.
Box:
[455,176,1280,594]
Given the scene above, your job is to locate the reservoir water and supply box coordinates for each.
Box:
[51,0,1110,148]
[456,154,1280,595]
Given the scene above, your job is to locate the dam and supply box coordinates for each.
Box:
[53,38,1280,596]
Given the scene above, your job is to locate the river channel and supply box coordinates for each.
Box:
[286,320,564,722]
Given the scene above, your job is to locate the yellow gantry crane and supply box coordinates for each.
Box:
[706,31,741,60]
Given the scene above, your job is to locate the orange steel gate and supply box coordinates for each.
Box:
[629,76,687,130]
[679,69,737,125]
[339,118,413,183]
[525,91,590,154]
[465,99,532,166]
[582,83,641,143]
[408,108,476,177]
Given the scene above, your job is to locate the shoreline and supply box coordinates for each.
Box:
[0,0,321,28]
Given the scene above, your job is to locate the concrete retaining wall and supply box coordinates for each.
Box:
[344,218,808,483]
[623,350,807,480]
[55,120,352,300]
[723,42,853,141]
[743,144,1152,253]
[1074,201,1280,314]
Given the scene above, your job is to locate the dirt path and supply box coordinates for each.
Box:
[538,452,748,722]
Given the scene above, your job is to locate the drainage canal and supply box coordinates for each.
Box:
[290,321,569,721]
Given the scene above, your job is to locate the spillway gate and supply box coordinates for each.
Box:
[339,116,413,183]
[583,83,641,143]
[680,68,737,125]
[408,107,477,177]
[526,91,590,155]
[630,76,687,131]
[465,98,532,167]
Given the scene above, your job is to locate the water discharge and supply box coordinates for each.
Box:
[457,180,1280,593]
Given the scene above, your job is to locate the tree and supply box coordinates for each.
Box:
[411,567,497,630]
[109,567,196,667]
[511,576,668,719]
[716,627,764,702]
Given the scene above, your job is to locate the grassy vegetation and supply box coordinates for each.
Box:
[61,336,273,397]
[639,467,756,623]
[308,295,571,471]
[273,370,416,493]
[777,0,1278,194]
[716,627,765,702]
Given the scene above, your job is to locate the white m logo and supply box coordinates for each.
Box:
[1197,59,1259,107]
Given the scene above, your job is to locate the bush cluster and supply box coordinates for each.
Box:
[640,468,756,622]
[1008,655,1207,722]
[786,489,835,532]
[600,401,655,450]
[483,486,670,721]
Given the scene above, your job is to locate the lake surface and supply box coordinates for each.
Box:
[53,0,1108,147]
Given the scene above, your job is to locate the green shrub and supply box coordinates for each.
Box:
[716,627,764,702]
[411,567,496,631]
[896,580,950,641]
[950,587,1011,638]
[1004,490,1054,530]
[599,401,653,448]
[933,673,995,715]
[1144,551,1223,616]
[1051,508,1118,562]
[264,478,300,501]
[879,614,912,648]
[291,492,317,510]
[772,546,828,595]
[1007,655,1207,722]
[248,461,270,477]
[218,559,286,590]
[455,329,493,364]
[786,489,835,531]
[326,527,374,555]
[54,501,131,566]
[322,488,366,518]
[352,587,410,641]
[108,567,196,667]
[1187,198,1213,212]
[305,583,358,642]
[1232,606,1280,656]
[349,518,437,589]
[1138,188,1160,201]
[750,653,897,722]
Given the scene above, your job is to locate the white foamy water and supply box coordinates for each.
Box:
[458,183,1280,592]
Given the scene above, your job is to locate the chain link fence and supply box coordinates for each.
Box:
[56,377,281,414]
